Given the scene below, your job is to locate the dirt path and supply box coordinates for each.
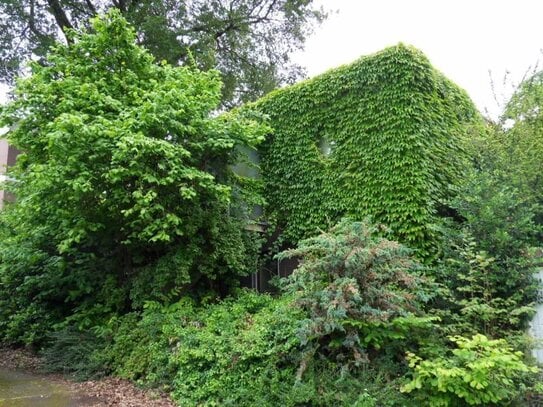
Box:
[0,347,177,407]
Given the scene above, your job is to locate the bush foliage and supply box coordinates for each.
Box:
[279,220,436,372]
[99,221,436,406]
[0,10,267,344]
[0,10,541,407]
[96,219,538,406]
[402,334,537,406]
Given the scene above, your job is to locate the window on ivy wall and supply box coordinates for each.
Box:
[232,146,260,178]
[319,136,336,157]
[232,146,263,220]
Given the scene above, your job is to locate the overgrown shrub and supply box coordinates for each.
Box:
[103,293,421,406]
[98,290,306,405]
[38,218,538,406]
[280,219,438,373]
[169,292,304,405]
[401,334,538,406]
[96,300,195,388]
[432,170,540,338]
[96,220,441,406]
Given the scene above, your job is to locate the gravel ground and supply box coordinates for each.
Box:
[0,346,177,407]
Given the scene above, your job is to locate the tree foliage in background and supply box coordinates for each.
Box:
[251,44,483,258]
[493,70,543,226]
[430,170,540,339]
[0,10,268,344]
[0,0,325,107]
[424,70,543,341]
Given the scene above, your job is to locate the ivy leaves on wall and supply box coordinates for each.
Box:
[253,44,482,257]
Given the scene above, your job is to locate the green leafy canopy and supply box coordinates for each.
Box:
[0,10,269,343]
[0,0,326,107]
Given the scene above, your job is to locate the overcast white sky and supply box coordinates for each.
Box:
[1,1,543,120]
[293,0,543,119]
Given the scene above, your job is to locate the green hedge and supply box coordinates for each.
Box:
[253,44,482,257]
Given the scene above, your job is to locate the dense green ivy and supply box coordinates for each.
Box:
[252,44,482,256]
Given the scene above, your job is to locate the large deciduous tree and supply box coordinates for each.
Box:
[0,0,325,107]
[498,71,543,206]
[477,69,543,230]
[0,10,268,344]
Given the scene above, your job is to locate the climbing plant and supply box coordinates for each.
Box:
[252,44,482,257]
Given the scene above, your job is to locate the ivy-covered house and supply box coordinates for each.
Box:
[0,43,481,261]
[251,44,482,259]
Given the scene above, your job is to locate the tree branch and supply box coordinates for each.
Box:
[84,0,98,15]
[27,0,48,40]
[112,0,128,13]
[46,0,74,43]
